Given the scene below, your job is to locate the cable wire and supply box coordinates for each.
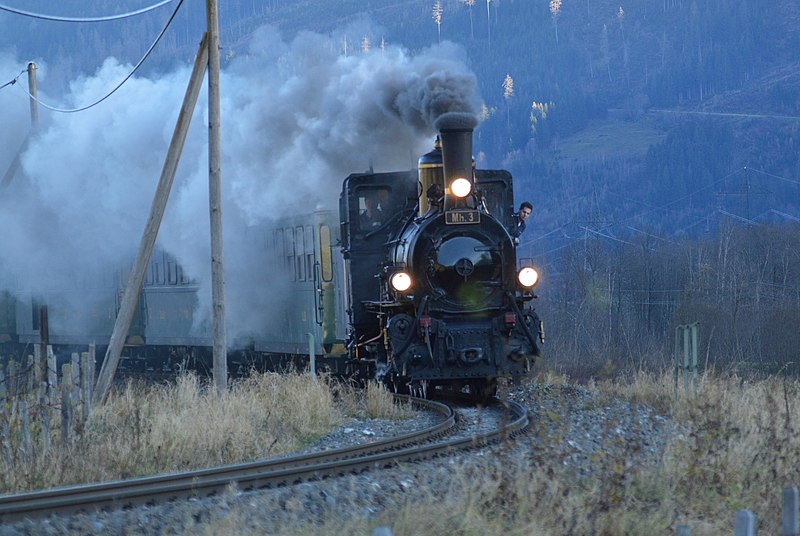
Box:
[0,0,175,22]
[0,69,24,90]
[746,167,800,186]
[14,0,185,114]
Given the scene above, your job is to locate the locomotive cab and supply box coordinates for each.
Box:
[339,170,418,368]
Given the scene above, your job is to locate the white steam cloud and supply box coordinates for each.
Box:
[0,26,480,340]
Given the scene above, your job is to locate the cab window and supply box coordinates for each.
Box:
[357,187,389,232]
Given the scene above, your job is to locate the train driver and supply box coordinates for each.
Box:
[510,201,533,245]
[359,192,384,230]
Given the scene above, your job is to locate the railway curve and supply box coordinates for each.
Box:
[0,396,529,523]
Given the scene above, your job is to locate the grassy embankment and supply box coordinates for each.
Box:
[0,373,405,494]
[4,368,798,534]
[199,370,800,535]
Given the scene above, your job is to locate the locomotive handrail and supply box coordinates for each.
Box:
[363,207,417,240]
[313,260,323,326]
[428,305,504,314]
[504,291,541,350]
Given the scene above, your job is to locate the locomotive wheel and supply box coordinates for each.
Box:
[385,375,410,395]
[469,378,497,403]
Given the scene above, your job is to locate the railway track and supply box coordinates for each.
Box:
[0,396,529,523]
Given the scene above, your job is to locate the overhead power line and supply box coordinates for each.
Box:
[651,109,800,122]
[0,0,176,22]
[14,0,185,114]
[747,167,800,186]
[0,70,24,90]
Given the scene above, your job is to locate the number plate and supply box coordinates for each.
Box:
[445,210,480,224]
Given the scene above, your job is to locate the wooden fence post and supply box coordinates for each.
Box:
[19,401,31,463]
[735,509,757,536]
[0,369,12,469]
[39,381,51,453]
[61,363,73,448]
[35,349,50,453]
[47,345,57,406]
[89,343,96,387]
[784,486,799,536]
[70,353,81,426]
[674,323,699,395]
[34,345,43,385]
[81,352,92,422]
[7,359,16,398]
[26,354,34,393]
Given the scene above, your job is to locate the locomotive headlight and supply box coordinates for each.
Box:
[390,272,412,292]
[450,178,472,198]
[517,267,539,288]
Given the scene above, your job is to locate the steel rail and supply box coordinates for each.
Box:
[0,395,451,521]
[0,397,528,523]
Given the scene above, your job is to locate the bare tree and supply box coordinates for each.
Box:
[502,73,514,129]
[479,103,493,122]
[432,0,443,43]
[618,6,629,87]
[550,0,562,45]
[485,0,492,46]
[460,0,476,39]
[601,24,612,82]
[361,35,370,53]
[659,31,669,69]
[530,100,554,137]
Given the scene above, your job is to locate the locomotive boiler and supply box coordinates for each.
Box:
[340,112,543,398]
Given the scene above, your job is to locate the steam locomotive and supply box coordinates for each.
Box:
[340,112,542,398]
[0,112,542,398]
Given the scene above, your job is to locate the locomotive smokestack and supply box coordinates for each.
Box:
[434,112,477,211]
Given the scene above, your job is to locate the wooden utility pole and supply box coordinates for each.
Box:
[94,34,210,403]
[1,62,39,188]
[206,0,227,393]
[27,63,39,129]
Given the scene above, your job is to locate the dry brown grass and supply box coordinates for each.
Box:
[331,380,413,420]
[197,370,800,535]
[0,372,416,495]
[5,369,799,533]
[365,381,413,419]
[0,372,342,493]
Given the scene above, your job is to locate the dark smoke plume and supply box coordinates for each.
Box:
[0,27,483,338]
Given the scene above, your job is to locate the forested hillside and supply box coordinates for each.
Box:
[3,0,797,232]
